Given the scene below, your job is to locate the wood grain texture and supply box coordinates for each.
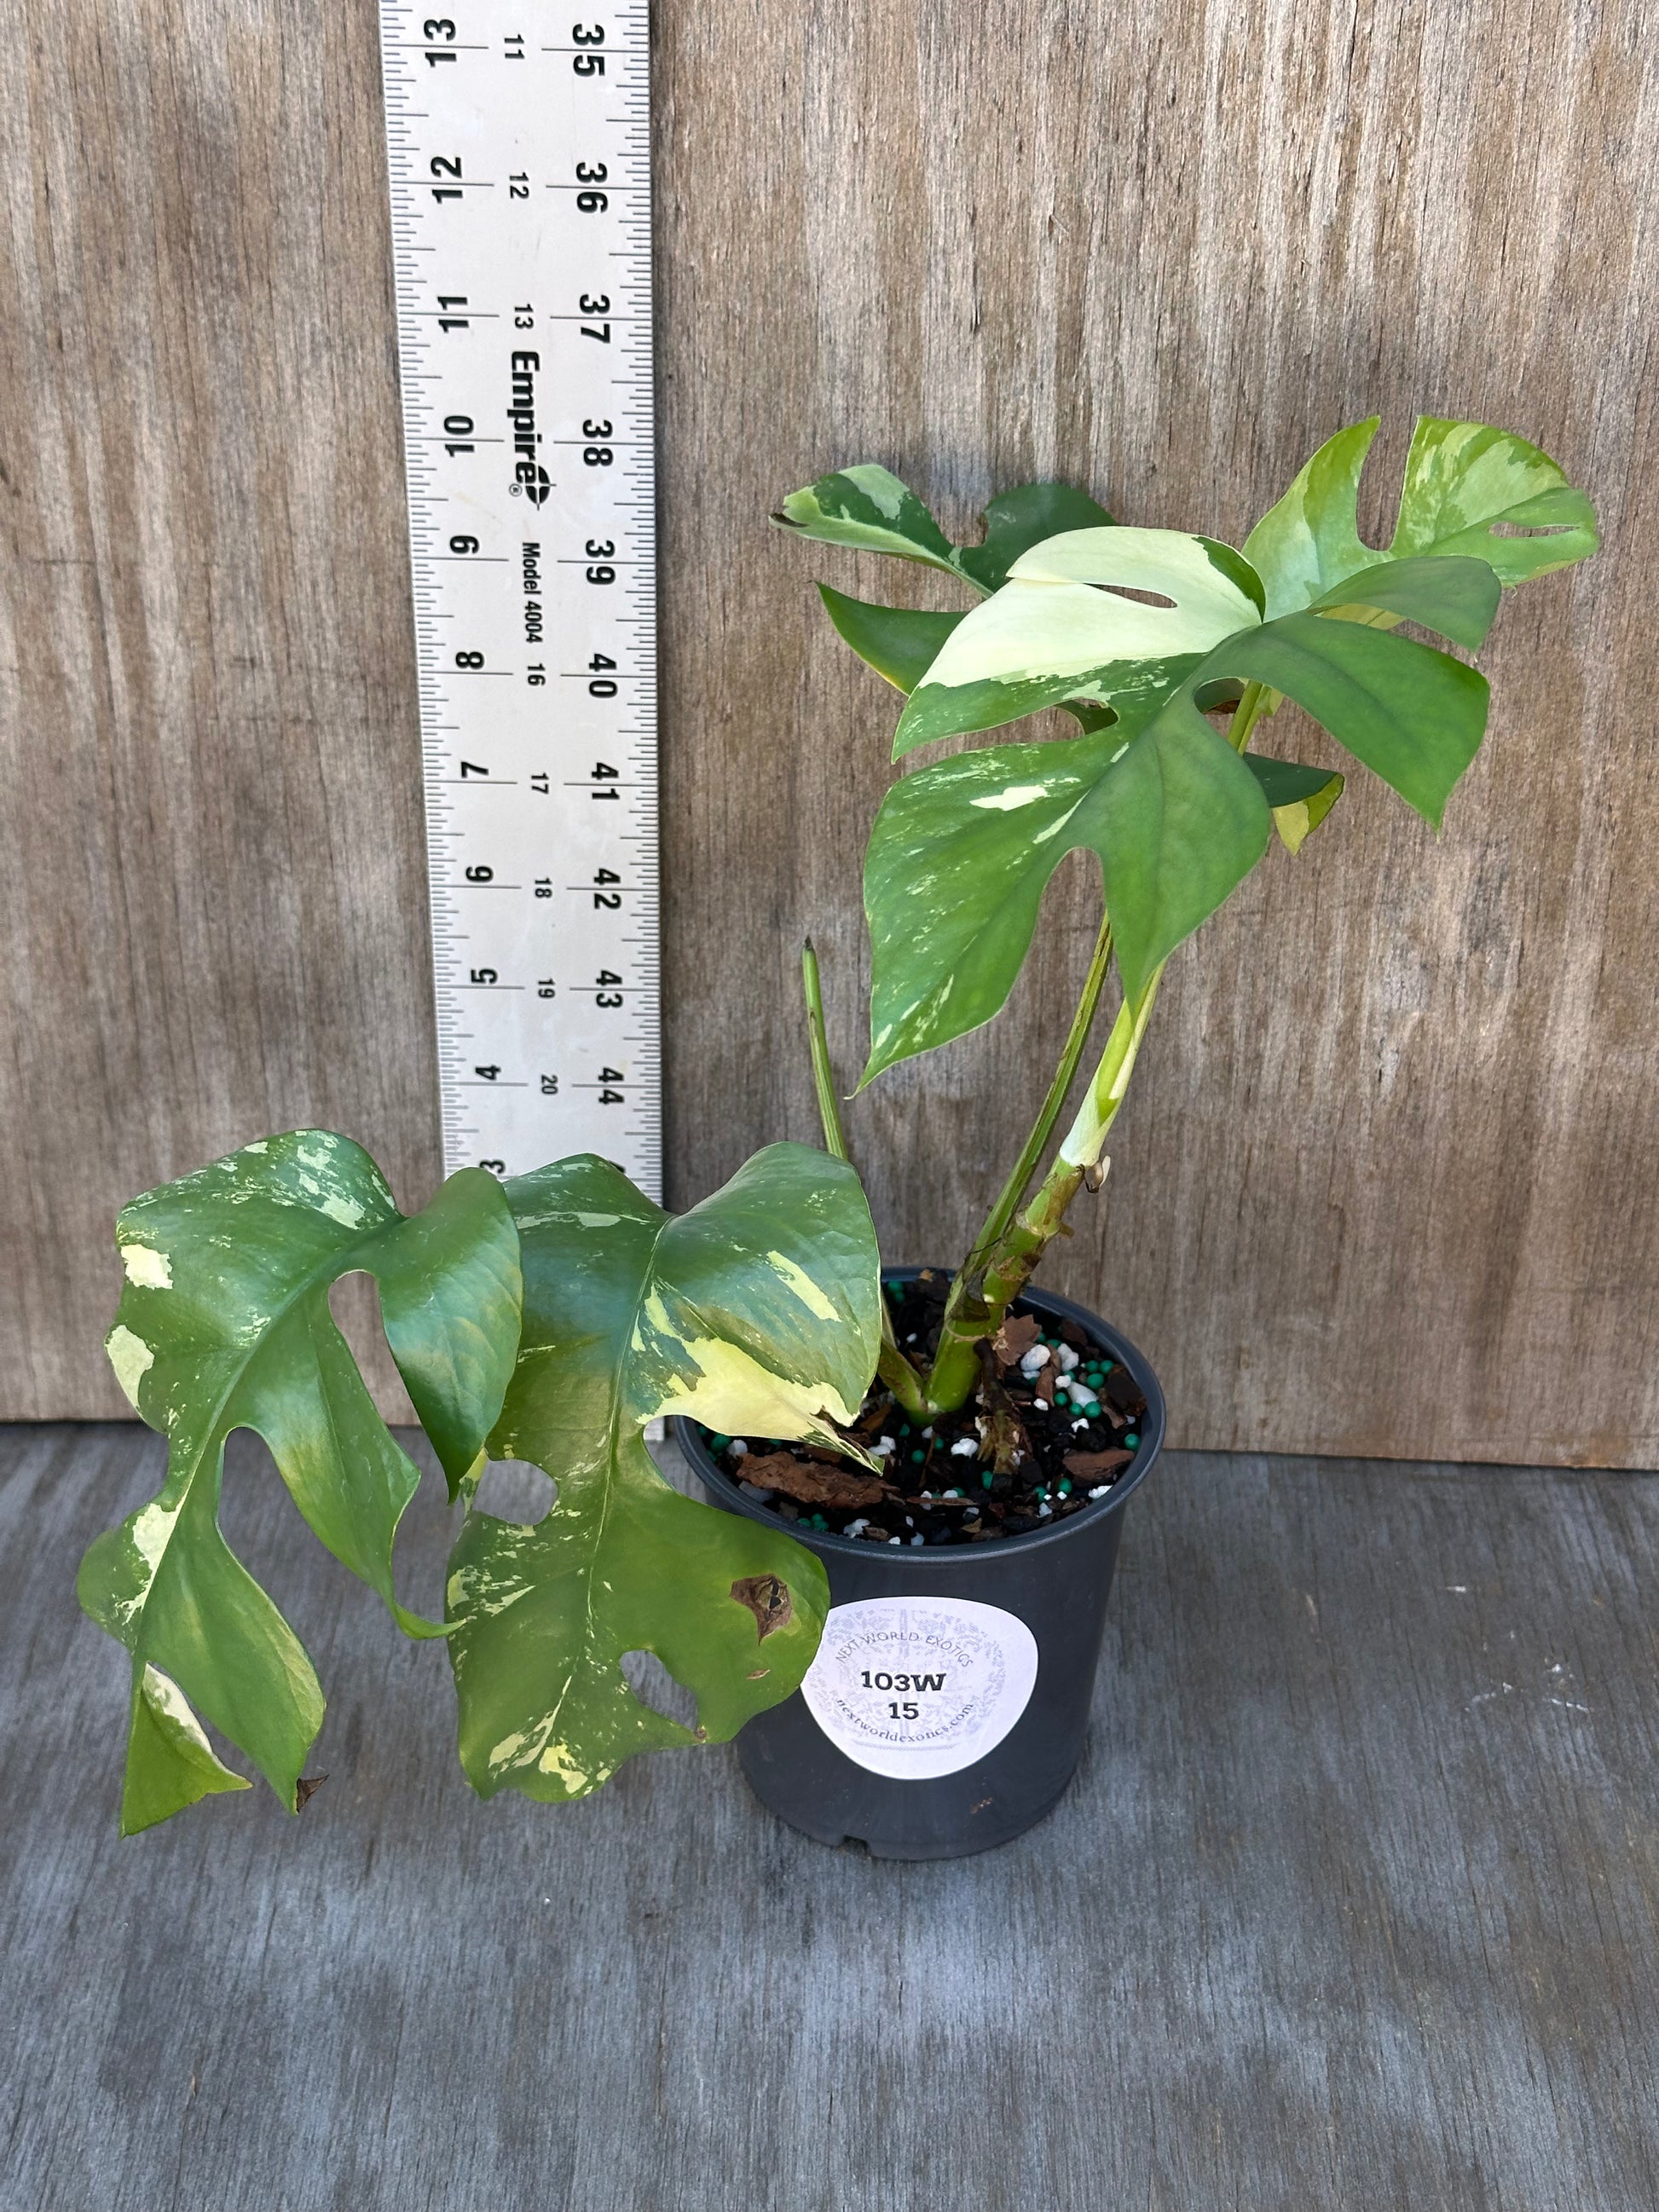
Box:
[3,1423,1656,2209]
[655,0,1659,1465]
[0,0,438,1419]
[2,0,1656,1455]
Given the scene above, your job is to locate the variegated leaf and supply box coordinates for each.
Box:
[78,1131,522,1833]
[890,528,1265,757]
[772,464,960,573]
[448,1145,879,1805]
[860,702,1270,1077]
[1244,415,1598,618]
[861,570,1501,1067]
[777,468,1115,595]
[120,1662,252,1836]
[1243,754,1346,855]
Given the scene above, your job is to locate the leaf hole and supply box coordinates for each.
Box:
[1487,521,1572,538]
[471,1458,558,1525]
[621,1650,700,1729]
[326,1273,416,1422]
[1089,584,1176,608]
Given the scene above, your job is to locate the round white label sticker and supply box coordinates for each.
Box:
[800,1596,1039,1780]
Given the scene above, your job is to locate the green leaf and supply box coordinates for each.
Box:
[1313,555,1500,651]
[861,702,1270,1077]
[1198,611,1489,828]
[954,482,1117,592]
[773,464,959,573]
[1243,753,1346,855]
[818,585,966,693]
[78,1131,522,1823]
[891,528,1264,758]
[1095,699,1274,999]
[448,1145,879,1805]
[120,1662,252,1838]
[1244,414,1598,617]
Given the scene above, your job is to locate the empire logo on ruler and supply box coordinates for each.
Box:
[378,2,661,1197]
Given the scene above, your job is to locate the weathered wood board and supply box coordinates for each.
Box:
[2,0,1656,1457]
[2,1424,1655,2209]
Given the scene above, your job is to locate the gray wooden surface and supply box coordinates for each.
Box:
[2,0,1656,1464]
[3,1423,1655,2211]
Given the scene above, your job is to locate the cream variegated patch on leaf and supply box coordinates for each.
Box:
[447,1145,881,1805]
[772,464,962,573]
[890,528,1265,756]
[78,1131,522,1834]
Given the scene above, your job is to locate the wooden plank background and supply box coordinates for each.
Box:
[2,0,1655,1459]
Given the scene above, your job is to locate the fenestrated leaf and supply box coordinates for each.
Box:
[818,585,966,693]
[773,465,959,573]
[448,1145,880,1805]
[1244,414,1598,616]
[1243,753,1346,855]
[78,1131,521,1825]
[1195,610,1489,829]
[954,482,1117,592]
[891,528,1265,758]
[860,698,1270,1077]
[1391,417,1599,584]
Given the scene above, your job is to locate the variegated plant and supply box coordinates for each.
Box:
[776,416,1598,1413]
[81,1132,881,1831]
[81,413,1598,1835]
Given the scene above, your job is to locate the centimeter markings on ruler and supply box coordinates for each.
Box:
[378,1,661,1198]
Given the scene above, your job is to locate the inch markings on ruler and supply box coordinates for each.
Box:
[378,1,661,1198]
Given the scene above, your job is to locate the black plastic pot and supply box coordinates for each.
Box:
[673,1270,1165,1859]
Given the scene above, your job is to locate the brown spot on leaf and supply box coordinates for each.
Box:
[741,1452,892,1509]
[294,1774,328,1811]
[1063,1447,1133,1483]
[991,1313,1042,1369]
[731,1574,795,1641]
[747,1667,770,1680]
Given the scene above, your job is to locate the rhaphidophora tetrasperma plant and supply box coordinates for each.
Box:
[82,414,1596,1833]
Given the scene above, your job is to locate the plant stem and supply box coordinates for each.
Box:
[1226,679,1269,753]
[801,940,930,1421]
[928,906,1114,1391]
[922,683,1263,1414]
[801,939,850,1164]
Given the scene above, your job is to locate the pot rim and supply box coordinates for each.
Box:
[672,1266,1166,1566]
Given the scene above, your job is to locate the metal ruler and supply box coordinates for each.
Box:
[378,0,661,1197]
